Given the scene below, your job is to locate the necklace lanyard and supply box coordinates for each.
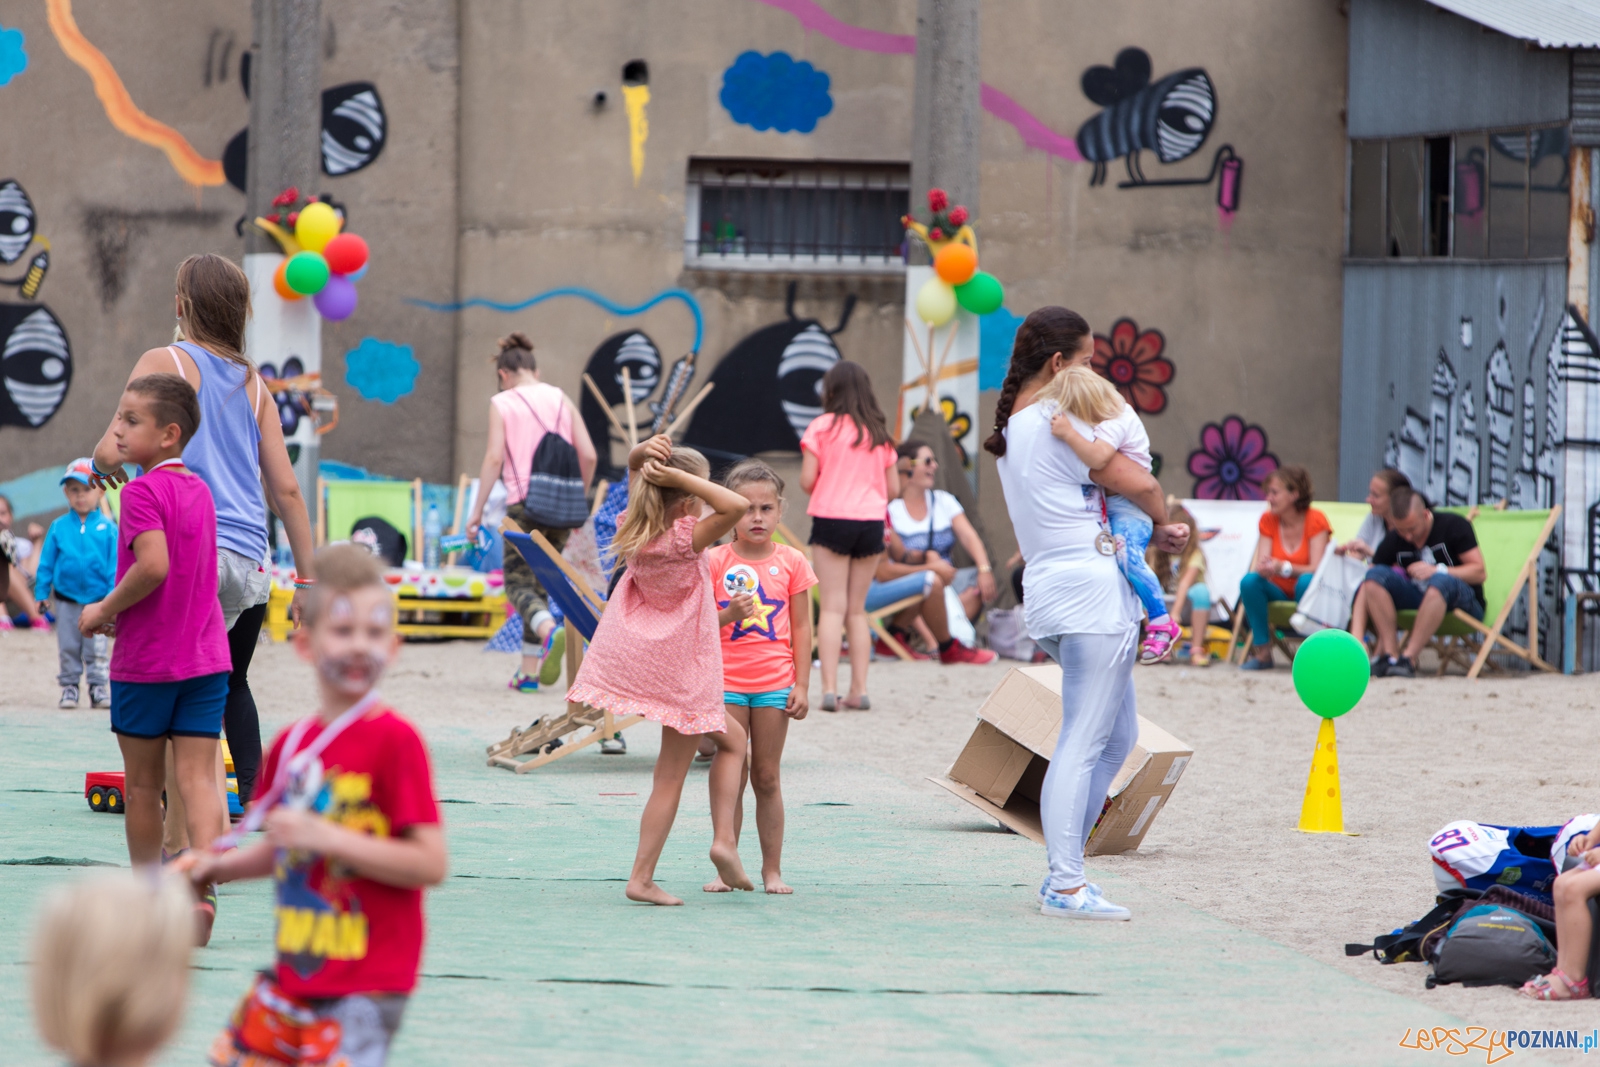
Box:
[1094,489,1119,557]
[147,458,186,474]
[211,690,382,850]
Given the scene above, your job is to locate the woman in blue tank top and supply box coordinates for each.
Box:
[91,255,316,818]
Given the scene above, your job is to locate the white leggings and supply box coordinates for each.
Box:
[1034,629,1139,891]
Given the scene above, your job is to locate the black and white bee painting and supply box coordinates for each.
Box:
[0,180,36,264]
[680,284,855,465]
[580,331,664,480]
[1075,48,1226,189]
[321,82,387,176]
[223,82,389,192]
[0,304,72,429]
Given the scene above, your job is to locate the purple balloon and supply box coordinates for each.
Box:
[313,274,358,321]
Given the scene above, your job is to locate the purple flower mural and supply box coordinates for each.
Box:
[1186,415,1278,500]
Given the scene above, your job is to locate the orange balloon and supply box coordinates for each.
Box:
[934,243,977,285]
[273,258,302,301]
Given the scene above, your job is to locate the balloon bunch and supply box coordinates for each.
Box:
[253,189,370,322]
[901,188,1004,326]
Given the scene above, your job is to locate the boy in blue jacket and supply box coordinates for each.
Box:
[35,459,117,708]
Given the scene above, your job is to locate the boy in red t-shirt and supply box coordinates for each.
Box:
[187,545,445,1066]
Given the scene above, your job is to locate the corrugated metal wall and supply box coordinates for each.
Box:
[1349,0,1569,137]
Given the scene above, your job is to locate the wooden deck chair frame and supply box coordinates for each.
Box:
[486,520,643,773]
[1450,505,1562,680]
[316,476,424,562]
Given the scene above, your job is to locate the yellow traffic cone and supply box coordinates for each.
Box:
[1297,716,1345,834]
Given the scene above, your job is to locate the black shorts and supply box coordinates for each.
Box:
[809,517,885,559]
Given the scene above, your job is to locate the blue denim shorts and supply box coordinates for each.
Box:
[724,688,792,709]
[1186,582,1212,611]
[1362,566,1485,620]
[865,571,933,613]
[110,672,229,739]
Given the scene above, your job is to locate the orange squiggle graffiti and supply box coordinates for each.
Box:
[46,0,225,187]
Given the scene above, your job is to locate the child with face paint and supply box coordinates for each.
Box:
[78,374,232,943]
[566,435,754,905]
[184,545,446,1066]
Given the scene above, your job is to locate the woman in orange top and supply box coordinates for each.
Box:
[1239,465,1329,670]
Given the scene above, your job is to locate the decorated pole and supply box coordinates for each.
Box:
[245,0,322,526]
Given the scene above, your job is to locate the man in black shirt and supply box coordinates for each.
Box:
[1348,486,1486,678]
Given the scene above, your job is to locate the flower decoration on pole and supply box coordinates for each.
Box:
[1092,318,1174,415]
[251,188,370,322]
[1186,415,1279,500]
[902,187,1004,326]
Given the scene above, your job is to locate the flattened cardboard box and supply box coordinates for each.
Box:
[929,665,1192,855]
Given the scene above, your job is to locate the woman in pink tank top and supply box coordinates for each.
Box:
[465,333,598,691]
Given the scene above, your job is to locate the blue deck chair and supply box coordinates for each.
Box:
[487,523,643,772]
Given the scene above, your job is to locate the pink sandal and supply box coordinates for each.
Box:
[1521,968,1590,1000]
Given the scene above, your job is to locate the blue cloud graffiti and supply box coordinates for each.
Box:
[719,51,833,134]
[0,25,27,87]
[979,307,1024,391]
[344,337,419,403]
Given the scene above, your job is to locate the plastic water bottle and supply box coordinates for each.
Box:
[423,503,441,569]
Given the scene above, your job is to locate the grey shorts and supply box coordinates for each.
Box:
[305,993,409,1067]
[217,547,271,631]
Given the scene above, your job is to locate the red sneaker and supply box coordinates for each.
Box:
[874,635,931,661]
[939,641,997,665]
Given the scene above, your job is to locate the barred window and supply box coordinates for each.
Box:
[685,159,909,272]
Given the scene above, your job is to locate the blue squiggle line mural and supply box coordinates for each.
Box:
[407,287,705,353]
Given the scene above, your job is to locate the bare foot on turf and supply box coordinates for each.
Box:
[764,872,793,895]
[709,843,754,891]
[625,879,684,906]
[703,876,731,893]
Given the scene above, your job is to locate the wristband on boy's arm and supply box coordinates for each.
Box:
[292,574,316,589]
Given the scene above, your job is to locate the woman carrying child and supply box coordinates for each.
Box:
[800,362,899,711]
[1044,365,1183,663]
[567,434,755,905]
[705,460,817,894]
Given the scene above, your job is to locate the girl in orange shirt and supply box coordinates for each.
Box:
[705,460,817,894]
[1239,465,1329,670]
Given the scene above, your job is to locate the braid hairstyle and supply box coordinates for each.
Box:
[982,306,1092,458]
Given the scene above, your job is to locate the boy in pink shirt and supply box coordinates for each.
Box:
[80,373,231,942]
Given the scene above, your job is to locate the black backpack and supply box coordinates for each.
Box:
[513,391,587,529]
[1346,891,1477,964]
[1426,903,1556,988]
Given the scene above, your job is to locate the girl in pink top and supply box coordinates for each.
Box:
[566,435,754,906]
[799,362,898,712]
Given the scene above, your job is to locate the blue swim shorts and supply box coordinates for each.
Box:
[723,688,793,709]
[110,672,229,739]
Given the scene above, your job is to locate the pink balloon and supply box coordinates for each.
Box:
[313,274,358,321]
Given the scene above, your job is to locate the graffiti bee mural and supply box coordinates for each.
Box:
[680,283,855,463]
[223,81,388,191]
[1075,48,1241,209]
[0,178,70,430]
[579,331,665,480]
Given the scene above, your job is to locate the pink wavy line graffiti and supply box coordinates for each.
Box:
[751,0,1085,163]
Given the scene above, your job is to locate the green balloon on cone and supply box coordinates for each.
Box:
[1291,629,1369,718]
[284,251,330,296]
[955,271,1004,315]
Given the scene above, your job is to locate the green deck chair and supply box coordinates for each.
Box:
[319,478,421,563]
[1385,506,1561,679]
[1244,501,1372,663]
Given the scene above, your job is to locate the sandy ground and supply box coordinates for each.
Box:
[3,625,1598,1056]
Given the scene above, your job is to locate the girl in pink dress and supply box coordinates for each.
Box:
[567,435,754,905]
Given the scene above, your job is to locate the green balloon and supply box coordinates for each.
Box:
[284,251,330,296]
[1291,629,1370,718]
[955,271,1004,315]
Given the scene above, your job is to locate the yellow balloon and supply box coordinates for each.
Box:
[294,202,342,253]
[916,276,957,326]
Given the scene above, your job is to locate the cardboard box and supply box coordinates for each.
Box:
[928,665,1192,855]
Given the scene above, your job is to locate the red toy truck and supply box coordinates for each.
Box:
[85,772,124,813]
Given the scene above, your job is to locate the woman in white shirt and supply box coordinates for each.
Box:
[887,439,996,621]
[986,306,1188,921]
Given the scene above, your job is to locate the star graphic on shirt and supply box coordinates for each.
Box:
[721,583,786,642]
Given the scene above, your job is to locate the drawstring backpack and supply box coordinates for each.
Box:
[513,391,587,529]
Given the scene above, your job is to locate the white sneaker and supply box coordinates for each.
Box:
[59,684,80,708]
[1040,885,1130,920]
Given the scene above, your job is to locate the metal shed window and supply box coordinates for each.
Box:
[685,160,909,272]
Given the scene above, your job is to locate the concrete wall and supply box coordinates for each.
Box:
[1349,0,1570,138]
[0,0,459,502]
[3,0,1350,573]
